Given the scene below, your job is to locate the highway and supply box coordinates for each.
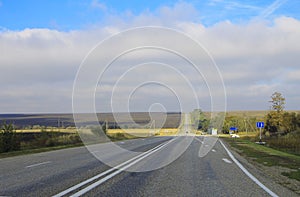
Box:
[0,115,297,196]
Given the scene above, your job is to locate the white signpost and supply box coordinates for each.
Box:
[211,128,218,135]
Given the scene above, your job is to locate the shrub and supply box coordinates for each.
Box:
[266,132,300,155]
[0,122,20,152]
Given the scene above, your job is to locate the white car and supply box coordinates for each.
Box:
[231,134,240,138]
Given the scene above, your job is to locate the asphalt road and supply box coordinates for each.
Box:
[0,115,297,197]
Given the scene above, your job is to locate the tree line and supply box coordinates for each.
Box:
[193,92,300,136]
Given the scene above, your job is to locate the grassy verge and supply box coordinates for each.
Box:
[107,132,145,141]
[0,131,144,159]
[0,143,83,159]
[222,137,300,181]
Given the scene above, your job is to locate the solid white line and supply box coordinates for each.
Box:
[71,138,175,197]
[222,158,232,164]
[53,138,175,197]
[194,137,203,144]
[219,140,278,197]
[26,161,52,168]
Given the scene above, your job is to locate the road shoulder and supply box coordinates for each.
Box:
[220,138,299,197]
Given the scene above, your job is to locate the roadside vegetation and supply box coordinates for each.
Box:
[0,122,82,157]
[0,121,148,158]
[193,91,300,184]
[224,137,300,180]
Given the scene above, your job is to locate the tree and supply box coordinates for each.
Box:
[281,112,297,134]
[191,109,210,132]
[269,92,285,112]
[264,92,296,135]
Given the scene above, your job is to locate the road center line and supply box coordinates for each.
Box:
[222,158,232,164]
[219,140,278,197]
[26,161,52,168]
[53,138,175,197]
[71,137,175,197]
[194,137,203,144]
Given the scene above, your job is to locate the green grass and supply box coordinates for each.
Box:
[0,132,143,159]
[282,171,300,181]
[223,137,300,181]
[0,143,83,159]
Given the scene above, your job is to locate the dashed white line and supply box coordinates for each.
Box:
[26,161,52,168]
[211,149,216,152]
[219,140,278,197]
[194,137,203,144]
[222,158,232,164]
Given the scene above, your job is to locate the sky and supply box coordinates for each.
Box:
[0,0,300,113]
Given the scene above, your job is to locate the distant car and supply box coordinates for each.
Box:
[231,134,240,138]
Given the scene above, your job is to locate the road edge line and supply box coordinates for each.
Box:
[219,139,278,197]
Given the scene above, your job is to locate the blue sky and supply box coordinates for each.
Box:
[0,0,299,31]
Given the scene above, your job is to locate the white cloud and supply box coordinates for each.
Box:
[1,3,300,112]
[284,70,300,83]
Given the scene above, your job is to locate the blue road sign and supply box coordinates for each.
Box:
[256,122,264,128]
[230,127,237,131]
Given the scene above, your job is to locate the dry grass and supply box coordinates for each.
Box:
[16,127,77,133]
[107,128,178,136]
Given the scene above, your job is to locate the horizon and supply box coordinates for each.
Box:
[1,109,300,115]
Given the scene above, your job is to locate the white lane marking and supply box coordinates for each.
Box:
[53,138,175,197]
[71,138,175,197]
[26,161,52,168]
[212,149,216,152]
[219,140,278,197]
[222,158,232,164]
[194,137,203,144]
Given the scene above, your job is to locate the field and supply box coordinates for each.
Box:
[16,127,77,133]
[0,112,182,129]
[107,128,179,137]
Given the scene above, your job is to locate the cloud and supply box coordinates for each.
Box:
[91,0,107,11]
[1,3,300,112]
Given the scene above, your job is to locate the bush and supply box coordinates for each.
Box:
[0,122,20,153]
[266,131,300,155]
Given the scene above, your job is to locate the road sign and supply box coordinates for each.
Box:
[256,122,264,141]
[256,122,264,128]
[230,127,237,131]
